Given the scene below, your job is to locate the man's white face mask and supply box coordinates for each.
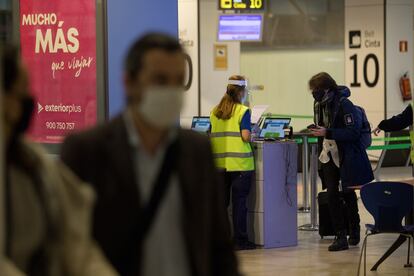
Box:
[137,86,184,129]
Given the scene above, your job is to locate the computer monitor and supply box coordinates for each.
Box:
[263,118,291,128]
[259,118,291,139]
[191,117,211,133]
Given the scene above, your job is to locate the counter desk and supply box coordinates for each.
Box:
[247,140,298,249]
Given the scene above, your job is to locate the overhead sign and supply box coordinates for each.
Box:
[20,0,97,143]
[345,0,384,130]
[219,0,264,10]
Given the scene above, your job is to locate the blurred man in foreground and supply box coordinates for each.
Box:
[61,33,239,276]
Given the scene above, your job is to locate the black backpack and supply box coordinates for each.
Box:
[339,98,372,149]
[355,105,372,149]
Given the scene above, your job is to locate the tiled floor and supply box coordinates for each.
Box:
[237,166,414,276]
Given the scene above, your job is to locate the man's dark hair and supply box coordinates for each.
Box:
[1,45,19,93]
[124,32,183,79]
[309,72,338,91]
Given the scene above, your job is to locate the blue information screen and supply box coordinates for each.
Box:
[218,14,263,41]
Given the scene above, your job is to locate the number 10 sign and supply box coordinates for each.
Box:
[345,1,385,129]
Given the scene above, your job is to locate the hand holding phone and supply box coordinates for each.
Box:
[309,125,327,137]
[307,124,318,130]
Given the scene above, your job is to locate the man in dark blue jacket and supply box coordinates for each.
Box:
[373,106,414,226]
[309,72,374,252]
[373,105,413,134]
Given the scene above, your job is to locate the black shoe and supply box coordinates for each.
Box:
[235,241,256,251]
[328,233,349,252]
[348,228,361,246]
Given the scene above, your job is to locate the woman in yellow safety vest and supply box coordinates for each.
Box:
[210,75,255,250]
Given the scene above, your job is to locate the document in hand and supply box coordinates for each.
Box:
[251,105,269,125]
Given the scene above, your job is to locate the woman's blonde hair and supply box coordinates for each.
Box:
[214,75,246,120]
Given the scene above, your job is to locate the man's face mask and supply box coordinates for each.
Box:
[137,86,184,129]
[312,89,326,102]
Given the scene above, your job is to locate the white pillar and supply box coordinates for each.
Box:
[200,0,241,116]
[179,0,200,128]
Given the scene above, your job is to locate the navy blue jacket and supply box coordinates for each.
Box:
[315,86,374,188]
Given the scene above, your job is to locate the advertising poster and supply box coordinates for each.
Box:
[20,0,97,143]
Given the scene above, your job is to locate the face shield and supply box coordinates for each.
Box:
[228,79,249,104]
[227,79,264,106]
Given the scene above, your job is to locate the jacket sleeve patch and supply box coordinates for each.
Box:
[344,113,354,126]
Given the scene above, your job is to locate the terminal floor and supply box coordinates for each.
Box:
[238,166,414,276]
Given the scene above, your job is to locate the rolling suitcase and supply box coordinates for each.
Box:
[318,191,335,238]
[318,191,348,238]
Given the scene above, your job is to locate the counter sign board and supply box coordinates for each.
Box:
[345,0,385,131]
[219,0,264,10]
[20,0,97,143]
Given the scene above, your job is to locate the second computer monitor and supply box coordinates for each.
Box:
[259,117,291,139]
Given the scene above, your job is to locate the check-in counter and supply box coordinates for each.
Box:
[247,141,298,249]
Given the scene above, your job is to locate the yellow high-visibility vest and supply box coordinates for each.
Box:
[210,104,255,172]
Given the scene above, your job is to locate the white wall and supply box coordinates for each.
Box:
[386,0,413,117]
[241,48,344,131]
[200,0,240,116]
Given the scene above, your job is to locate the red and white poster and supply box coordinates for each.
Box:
[20,0,97,143]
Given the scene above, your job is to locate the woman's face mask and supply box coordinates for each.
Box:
[312,89,327,102]
[14,96,35,135]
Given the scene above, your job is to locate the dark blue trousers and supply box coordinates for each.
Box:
[225,171,254,244]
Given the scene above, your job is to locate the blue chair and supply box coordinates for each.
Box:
[357,182,414,276]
